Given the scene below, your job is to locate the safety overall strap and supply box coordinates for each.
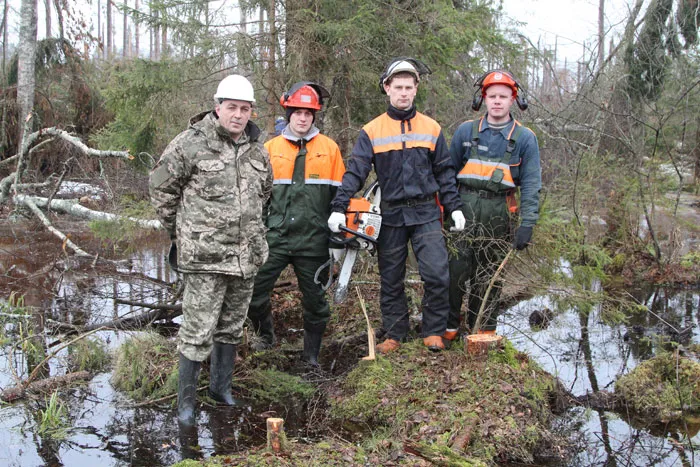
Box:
[468,116,484,161]
[501,120,522,165]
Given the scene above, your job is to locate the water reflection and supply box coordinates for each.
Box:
[501,286,700,465]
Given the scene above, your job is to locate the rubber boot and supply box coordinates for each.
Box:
[208,343,242,406]
[301,322,326,367]
[177,353,201,426]
[178,423,202,460]
[249,311,276,351]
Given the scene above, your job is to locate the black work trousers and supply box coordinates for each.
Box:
[377,219,449,340]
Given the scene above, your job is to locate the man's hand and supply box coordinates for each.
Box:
[450,210,466,232]
[513,225,533,250]
[327,212,346,233]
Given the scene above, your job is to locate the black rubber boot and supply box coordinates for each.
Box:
[301,322,327,367]
[177,353,201,426]
[178,423,202,460]
[250,311,276,351]
[208,343,243,406]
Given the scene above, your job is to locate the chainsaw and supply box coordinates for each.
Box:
[314,181,381,303]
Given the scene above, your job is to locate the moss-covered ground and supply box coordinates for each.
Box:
[167,337,570,466]
[110,269,698,467]
[615,351,700,420]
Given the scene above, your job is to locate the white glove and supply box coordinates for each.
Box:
[450,210,466,232]
[329,248,345,263]
[327,212,346,233]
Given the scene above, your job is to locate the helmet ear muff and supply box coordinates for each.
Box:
[515,94,528,111]
[471,89,483,111]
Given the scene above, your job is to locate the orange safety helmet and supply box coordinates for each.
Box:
[471,69,528,111]
[480,71,518,96]
[279,82,329,110]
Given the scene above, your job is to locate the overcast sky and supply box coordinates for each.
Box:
[5,0,637,67]
[502,0,636,67]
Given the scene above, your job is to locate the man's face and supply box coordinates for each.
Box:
[484,84,515,123]
[384,76,417,110]
[215,99,253,139]
[288,108,314,137]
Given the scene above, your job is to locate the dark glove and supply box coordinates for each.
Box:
[168,242,178,271]
[513,226,533,251]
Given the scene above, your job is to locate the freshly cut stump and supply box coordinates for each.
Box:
[266,417,285,453]
[465,334,503,360]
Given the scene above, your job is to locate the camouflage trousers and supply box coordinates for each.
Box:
[178,273,255,362]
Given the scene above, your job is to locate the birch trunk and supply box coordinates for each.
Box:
[598,0,605,70]
[15,195,163,230]
[122,0,128,57]
[17,0,37,145]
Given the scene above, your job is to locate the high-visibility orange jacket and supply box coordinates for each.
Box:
[331,105,461,227]
[264,130,345,256]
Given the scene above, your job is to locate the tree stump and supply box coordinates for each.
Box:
[266,417,286,453]
[465,334,503,360]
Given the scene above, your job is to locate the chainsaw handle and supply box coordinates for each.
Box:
[339,225,378,244]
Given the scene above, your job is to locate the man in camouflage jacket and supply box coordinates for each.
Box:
[149,75,272,426]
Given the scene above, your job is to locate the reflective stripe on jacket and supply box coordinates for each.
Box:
[450,116,542,227]
[267,133,344,187]
[331,105,461,227]
[264,132,345,256]
[456,117,521,190]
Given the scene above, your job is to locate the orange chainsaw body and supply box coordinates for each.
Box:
[344,197,381,241]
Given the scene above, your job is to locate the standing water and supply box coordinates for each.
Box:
[0,224,698,465]
[501,283,699,466]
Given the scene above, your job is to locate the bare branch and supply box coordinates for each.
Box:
[17,195,94,257]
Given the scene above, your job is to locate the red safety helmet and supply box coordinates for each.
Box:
[471,69,528,111]
[280,83,323,110]
[481,71,518,96]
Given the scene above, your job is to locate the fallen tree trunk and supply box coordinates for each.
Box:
[48,305,182,347]
[14,195,162,230]
[574,390,621,411]
[0,371,91,402]
[20,195,94,257]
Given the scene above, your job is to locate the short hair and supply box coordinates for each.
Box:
[384,71,418,88]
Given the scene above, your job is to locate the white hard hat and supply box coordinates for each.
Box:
[382,60,419,86]
[214,74,255,103]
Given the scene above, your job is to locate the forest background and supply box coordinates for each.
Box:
[0,0,698,331]
[0,0,698,465]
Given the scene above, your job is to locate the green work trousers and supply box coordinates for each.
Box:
[448,193,513,333]
[248,249,330,328]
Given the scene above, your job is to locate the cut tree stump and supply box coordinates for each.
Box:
[465,334,503,360]
[266,417,286,453]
